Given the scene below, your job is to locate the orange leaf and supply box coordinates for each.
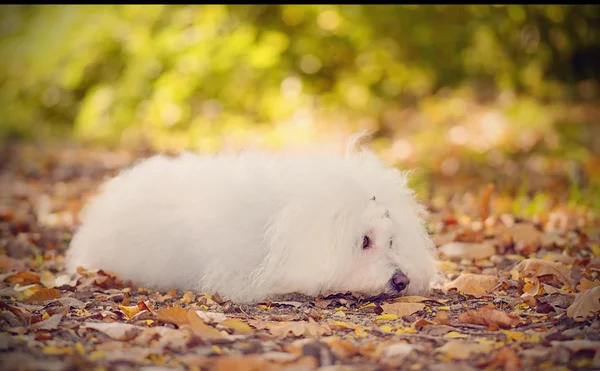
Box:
[6,271,40,285]
[25,288,61,304]
[480,183,495,221]
[156,307,189,327]
[186,310,224,339]
[487,347,521,371]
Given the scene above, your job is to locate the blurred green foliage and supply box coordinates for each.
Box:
[1,5,599,209]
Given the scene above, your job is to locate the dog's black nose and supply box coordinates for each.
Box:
[391,271,410,292]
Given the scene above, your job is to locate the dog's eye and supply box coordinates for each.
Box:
[362,236,371,249]
[389,239,393,248]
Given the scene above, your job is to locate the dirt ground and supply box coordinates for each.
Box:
[0,143,599,371]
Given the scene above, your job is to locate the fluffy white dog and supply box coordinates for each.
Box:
[66,133,440,303]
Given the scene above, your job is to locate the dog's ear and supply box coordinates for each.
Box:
[345,130,373,158]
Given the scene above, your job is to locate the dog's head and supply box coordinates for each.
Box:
[251,133,440,300]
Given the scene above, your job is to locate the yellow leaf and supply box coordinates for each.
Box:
[379,325,393,333]
[42,312,50,320]
[591,244,600,257]
[395,325,417,334]
[119,304,141,320]
[220,318,253,333]
[88,351,106,362]
[212,345,222,354]
[360,302,376,309]
[354,327,368,338]
[444,331,468,339]
[43,346,74,355]
[375,313,398,321]
[437,306,451,311]
[75,342,85,356]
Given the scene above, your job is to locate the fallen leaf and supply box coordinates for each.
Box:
[323,337,361,358]
[433,311,451,325]
[25,288,61,304]
[479,183,495,221]
[378,342,416,358]
[157,307,189,327]
[457,306,521,329]
[444,331,469,339]
[511,258,574,285]
[392,296,438,303]
[521,278,541,299]
[220,318,253,333]
[444,274,499,297]
[5,271,40,285]
[85,322,140,340]
[503,223,543,252]
[29,314,63,330]
[380,302,426,317]
[180,291,194,304]
[195,311,228,324]
[567,286,600,322]
[119,304,141,320]
[269,318,331,338]
[436,341,492,360]
[577,278,600,293]
[487,347,521,371]
[39,271,56,288]
[185,310,224,339]
[439,242,496,261]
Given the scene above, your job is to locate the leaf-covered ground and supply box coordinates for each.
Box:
[0,143,599,371]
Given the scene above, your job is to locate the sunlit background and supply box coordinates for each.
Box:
[1,5,599,212]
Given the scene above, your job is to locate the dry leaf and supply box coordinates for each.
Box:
[439,242,496,261]
[323,337,361,358]
[378,342,416,358]
[119,304,141,320]
[220,318,253,333]
[567,286,600,322]
[444,274,499,297]
[503,223,543,250]
[269,318,331,338]
[29,314,63,331]
[186,310,224,339]
[457,306,521,329]
[156,307,189,327]
[195,311,227,324]
[39,271,56,288]
[433,311,451,325]
[521,278,541,299]
[436,341,493,360]
[380,302,426,317]
[511,258,574,285]
[480,183,495,221]
[392,296,437,303]
[25,288,61,304]
[85,322,140,340]
[487,347,521,371]
[180,291,194,304]
[5,271,40,285]
[577,278,600,293]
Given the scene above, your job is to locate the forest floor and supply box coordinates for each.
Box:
[0,143,599,371]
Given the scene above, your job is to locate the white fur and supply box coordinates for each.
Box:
[66,133,440,303]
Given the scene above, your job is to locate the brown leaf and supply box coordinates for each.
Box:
[576,278,600,293]
[511,258,574,286]
[567,286,600,322]
[444,274,499,297]
[502,223,543,253]
[157,307,189,327]
[457,305,521,329]
[25,288,61,304]
[433,311,451,325]
[480,183,495,221]
[5,271,40,285]
[29,314,63,331]
[380,302,426,317]
[180,291,194,304]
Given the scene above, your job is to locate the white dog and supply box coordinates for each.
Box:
[66,133,440,303]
